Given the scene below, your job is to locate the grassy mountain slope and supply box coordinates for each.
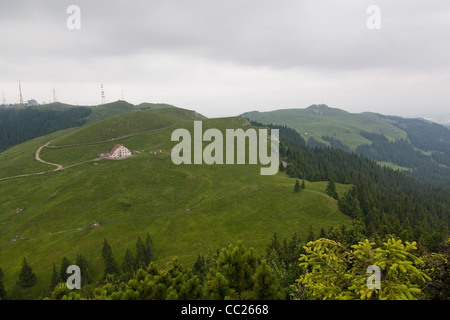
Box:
[0,107,351,298]
[242,105,407,150]
[243,105,450,186]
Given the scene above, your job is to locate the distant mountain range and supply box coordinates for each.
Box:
[242,104,450,187]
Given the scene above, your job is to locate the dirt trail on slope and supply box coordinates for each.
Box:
[35,141,63,171]
[1,123,178,181]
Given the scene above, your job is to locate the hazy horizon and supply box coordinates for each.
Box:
[1,1,449,120]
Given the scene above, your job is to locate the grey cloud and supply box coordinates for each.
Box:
[0,0,449,117]
[1,0,449,71]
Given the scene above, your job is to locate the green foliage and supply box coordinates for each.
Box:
[0,112,351,298]
[297,237,430,300]
[46,283,84,300]
[192,254,208,283]
[203,271,236,300]
[75,254,92,287]
[0,267,6,300]
[245,107,450,187]
[94,259,203,300]
[250,121,450,241]
[9,283,24,300]
[145,233,154,264]
[50,263,60,291]
[215,242,258,294]
[294,180,301,193]
[122,248,136,281]
[48,242,285,301]
[356,132,429,169]
[264,233,305,299]
[251,260,283,300]
[338,186,363,220]
[102,239,119,277]
[0,107,91,152]
[421,238,450,299]
[325,180,338,200]
[135,234,153,270]
[135,236,147,270]
[306,225,315,243]
[18,258,37,288]
[59,257,71,283]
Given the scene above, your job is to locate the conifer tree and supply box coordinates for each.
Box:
[76,254,91,286]
[50,263,60,291]
[306,225,315,243]
[319,227,326,238]
[301,180,306,189]
[18,258,36,288]
[122,248,136,280]
[9,283,23,300]
[216,242,258,294]
[251,260,283,300]
[266,233,281,257]
[203,271,235,300]
[135,236,147,269]
[294,180,301,193]
[0,267,6,300]
[145,233,154,264]
[192,254,207,282]
[326,179,338,199]
[60,257,71,283]
[102,239,119,277]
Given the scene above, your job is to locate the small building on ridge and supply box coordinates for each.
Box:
[109,144,132,158]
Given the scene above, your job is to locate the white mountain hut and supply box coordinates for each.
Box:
[108,144,132,158]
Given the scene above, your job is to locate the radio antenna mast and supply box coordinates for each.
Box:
[101,84,106,105]
[19,81,24,104]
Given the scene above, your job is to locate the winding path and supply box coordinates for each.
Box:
[0,123,178,181]
[35,141,63,171]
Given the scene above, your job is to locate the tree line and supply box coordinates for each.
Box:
[0,233,153,300]
[2,228,449,300]
[47,229,450,300]
[0,107,92,152]
[253,121,450,244]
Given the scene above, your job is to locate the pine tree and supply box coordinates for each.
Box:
[50,263,60,291]
[135,236,147,269]
[145,233,154,264]
[0,267,6,300]
[301,180,306,189]
[9,283,23,300]
[102,239,119,277]
[294,180,301,193]
[266,232,281,257]
[326,180,338,199]
[216,242,258,294]
[76,254,91,286]
[18,258,37,288]
[306,225,315,243]
[122,248,136,280]
[319,227,326,238]
[251,260,284,300]
[203,271,235,300]
[192,254,207,282]
[60,257,71,283]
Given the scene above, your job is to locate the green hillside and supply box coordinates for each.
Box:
[243,105,450,187]
[34,100,137,125]
[242,105,408,150]
[0,106,351,299]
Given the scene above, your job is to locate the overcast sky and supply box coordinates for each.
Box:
[0,0,449,119]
